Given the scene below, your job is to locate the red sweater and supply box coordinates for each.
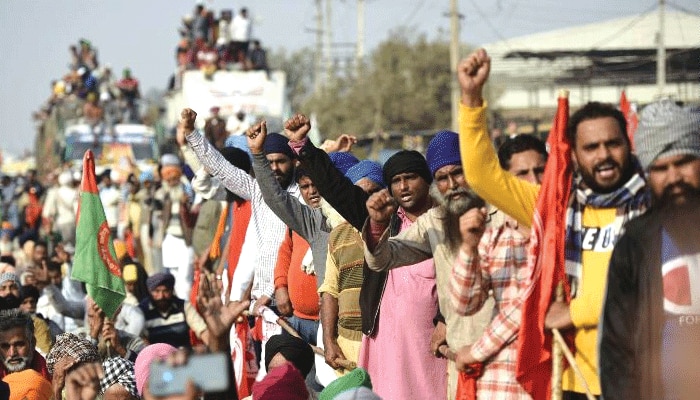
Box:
[274,230,320,320]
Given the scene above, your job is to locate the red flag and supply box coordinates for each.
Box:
[619,91,638,151]
[515,93,572,399]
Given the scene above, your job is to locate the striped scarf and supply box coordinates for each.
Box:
[564,170,649,296]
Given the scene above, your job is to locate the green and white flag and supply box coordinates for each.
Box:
[71,150,125,317]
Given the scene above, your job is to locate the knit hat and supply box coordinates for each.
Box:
[382,150,432,193]
[46,333,100,375]
[123,264,138,283]
[264,334,314,378]
[146,272,175,292]
[2,369,52,400]
[100,357,138,398]
[635,99,700,170]
[0,273,18,287]
[334,387,382,400]
[345,160,385,188]
[426,130,461,176]
[134,343,178,395]
[329,152,360,175]
[319,367,373,400]
[251,361,309,400]
[220,146,252,173]
[264,132,296,160]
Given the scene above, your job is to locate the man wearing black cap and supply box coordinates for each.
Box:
[138,272,209,349]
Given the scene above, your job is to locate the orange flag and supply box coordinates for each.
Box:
[515,92,572,399]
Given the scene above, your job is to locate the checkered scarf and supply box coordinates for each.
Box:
[565,169,649,296]
[46,333,100,375]
[100,357,139,398]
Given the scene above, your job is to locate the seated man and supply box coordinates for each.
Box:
[138,272,210,349]
[0,309,50,380]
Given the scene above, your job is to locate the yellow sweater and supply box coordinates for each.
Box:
[459,103,606,395]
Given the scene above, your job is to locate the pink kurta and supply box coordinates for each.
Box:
[358,209,447,400]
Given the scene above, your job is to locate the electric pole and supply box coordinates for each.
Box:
[356,0,365,74]
[656,0,666,96]
[314,0,324,93]
[449,0,461,132]
[325,0,333,83]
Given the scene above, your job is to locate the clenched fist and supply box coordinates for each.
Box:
[284,114,311,142]
[457,48,491,107]
[366,188,397,226]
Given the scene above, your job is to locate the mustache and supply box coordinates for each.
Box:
[661,182,700,199]
[594,158,620,171]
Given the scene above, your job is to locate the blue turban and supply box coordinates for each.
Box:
[328,152,359,175]
[139,170,154,183]
[345,160,385,188]
[264,132,296,160]
[224,135,253,162]
[426,130,460,176]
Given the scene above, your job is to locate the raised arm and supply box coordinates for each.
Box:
[180,108,256,201]
[457,49,539,228]
[285,114,369,231]
[247,120,328,242]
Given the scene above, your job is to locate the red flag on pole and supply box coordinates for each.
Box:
[515,92,572,400]
[619,91,638,151]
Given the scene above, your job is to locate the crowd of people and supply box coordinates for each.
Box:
[170,4,269,88]
[34,37,144,140]
[1,48,699,400]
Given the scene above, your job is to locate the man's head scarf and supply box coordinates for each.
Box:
[426,130,461,176]
[46,333,100,375]
[134,343,178,396]
[329,152,360,174]
[100,357,138,398]
[251,361,308,400]
[345,160,385,188]
[264,334,314,378]
[264,133,296,160]
[635,99,700,170]
[2,369,52,400]
[146,272,175,292]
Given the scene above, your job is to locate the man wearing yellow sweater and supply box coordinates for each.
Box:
[457,49,650,399]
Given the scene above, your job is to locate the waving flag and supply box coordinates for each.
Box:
[515,91,572,399]
[71,150,126,318]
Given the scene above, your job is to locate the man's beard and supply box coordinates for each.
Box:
[429,184,485,251]
[657,182,700,210]
[3,355,31,372]
[0,294,20,310]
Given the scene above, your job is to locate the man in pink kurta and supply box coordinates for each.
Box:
[358,151,447,399]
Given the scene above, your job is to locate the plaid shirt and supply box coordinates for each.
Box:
[187,131,301,300]
[451,215,533,399]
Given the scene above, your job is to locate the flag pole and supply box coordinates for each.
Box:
[551,329,596,400]
[551,282,564,400]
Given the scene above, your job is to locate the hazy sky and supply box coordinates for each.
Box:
[0,0,694,156]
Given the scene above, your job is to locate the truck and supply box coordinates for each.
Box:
[164,69,289,133]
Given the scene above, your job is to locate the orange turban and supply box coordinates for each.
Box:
[3,369,52,400]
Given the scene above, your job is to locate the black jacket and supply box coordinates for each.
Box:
[600,206,695,400]
[297,141,397,336]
